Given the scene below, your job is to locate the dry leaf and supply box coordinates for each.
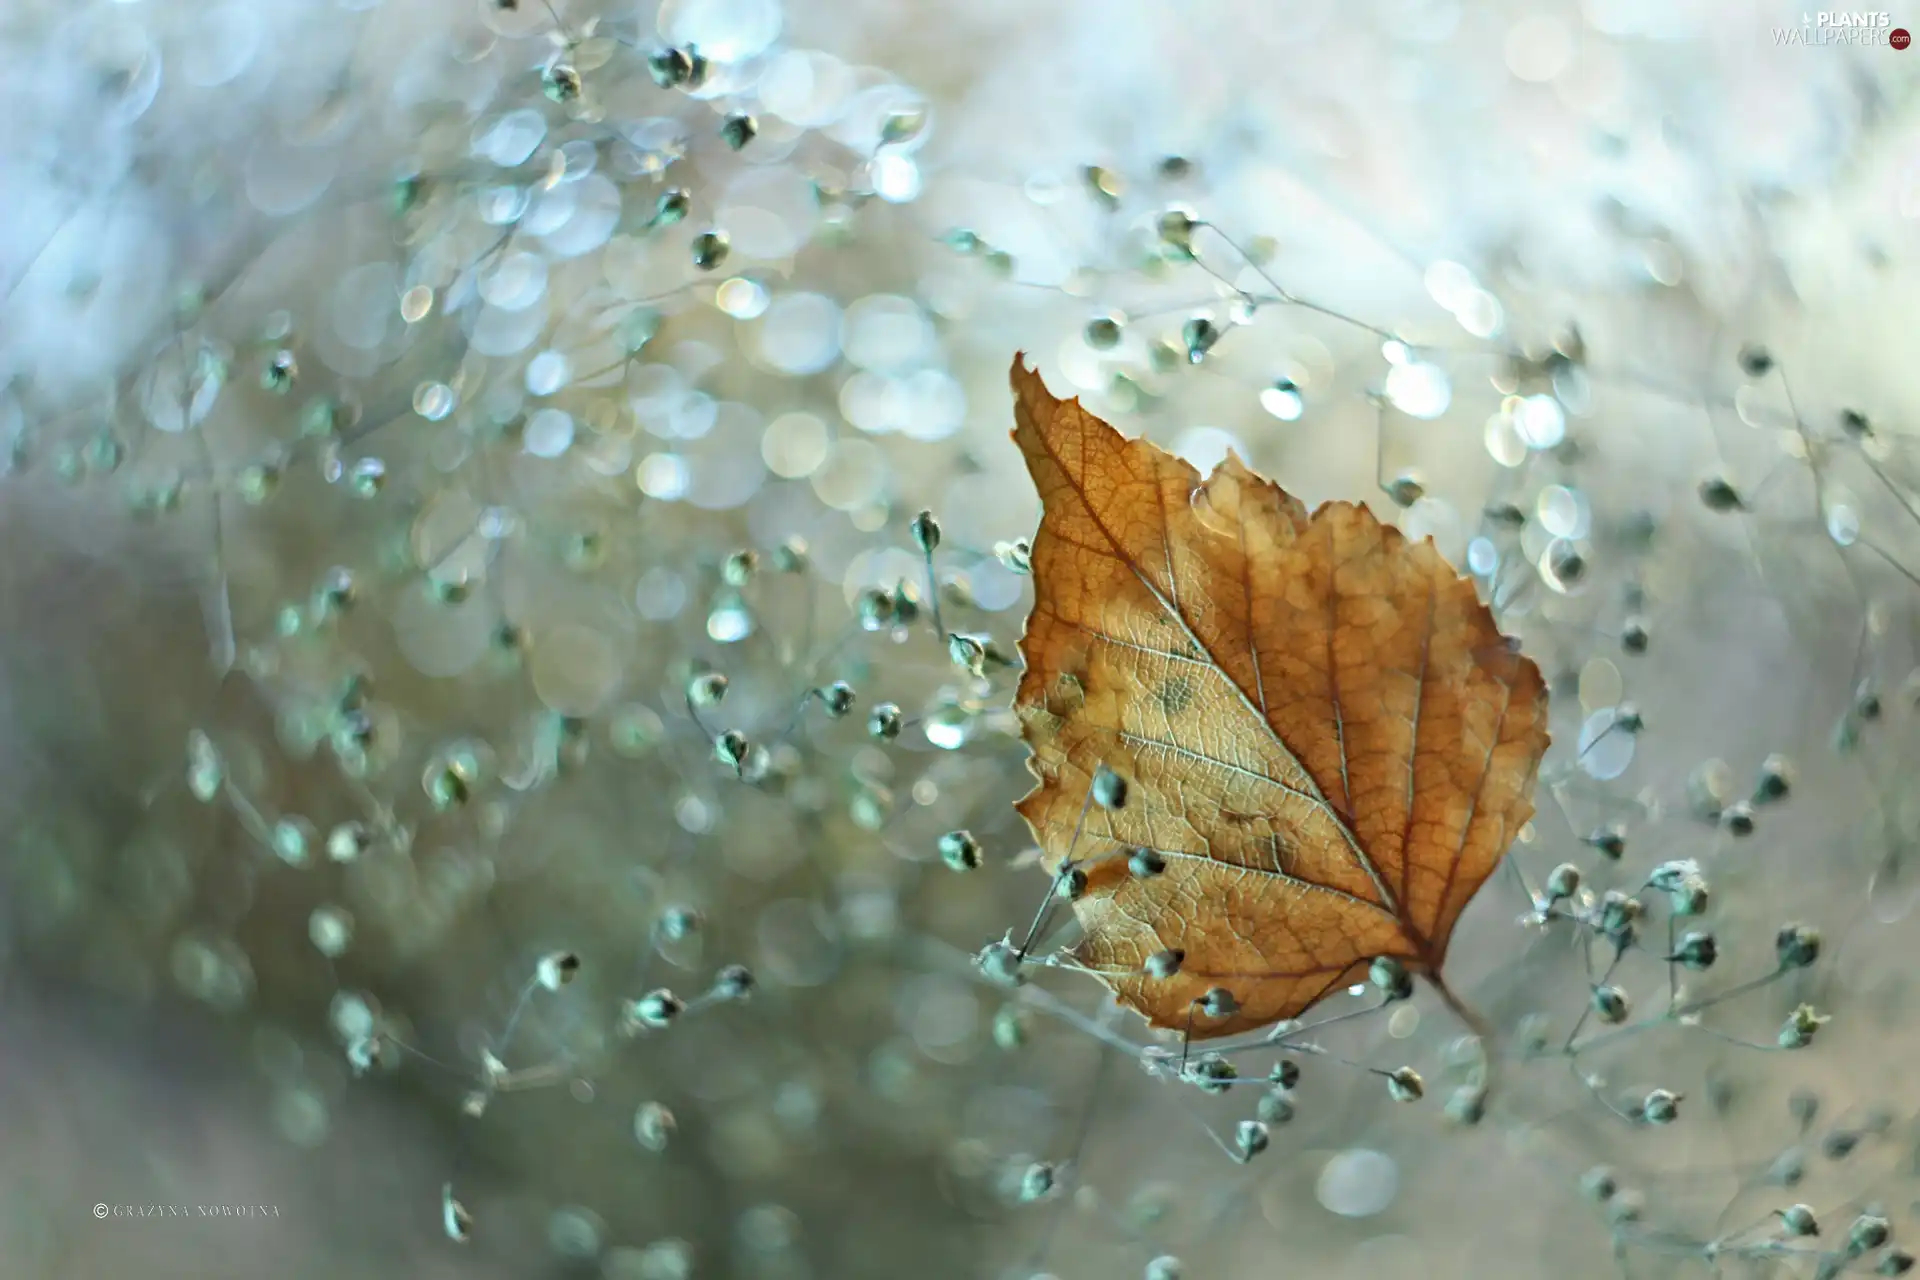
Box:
[1008,355,1550,1040]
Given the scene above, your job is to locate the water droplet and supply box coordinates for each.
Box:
[524,408,575,458]
[1384,361,1451,419]
[1577,707,1636,780]
[1316,1149,1398,1218]
[1516,395,1565,449]
[1260,380,1304,421]
[414,382,455,421]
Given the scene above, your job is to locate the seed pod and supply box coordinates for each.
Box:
[1386,1067,1424,1103]
[867,702,902,741]
[720,113,757,150]
[1369,956,1413,1002]
[1642,1089,1681,1125]
[1144,949,1185,979]
[910,510,941,553]
[1777,923,1822,970]
[938,830,982,872]
[1091,765,1128,810]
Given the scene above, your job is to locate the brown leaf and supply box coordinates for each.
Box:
[1007,354,1550,1040]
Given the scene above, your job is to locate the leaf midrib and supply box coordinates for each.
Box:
[1030,423,1401,923]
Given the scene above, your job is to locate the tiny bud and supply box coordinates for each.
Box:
[976,939,1026,987]
[1234,1119,1270,1160]
[1386,1066,1425,1103]
[1145,1256,1184,1280]
[1720,800,1756,837]
[1181,317,1219,363]
[1598,891,1642,941]
[657,905,703,942]
[1583,824,1626,860]
[867,702,902,740]
[994,538,1033,575]
[1144,948,1185,979]
[1647,858,1700,892]
[650,187,692,227]
[1620,618,1649,654]
[948,632,986,676]
[1776,923,1821,970]
[1384,475,1425,508]
[442,1184,473,1242]
[857,587,895,631]
[1737,343,1774,376]
[691,230,729,271]
[938,830,982,872]
[1642,1088,1681,1125]
[1879,1247,1916,1275]
[1183,1054,1235,1094]
[1054,865,1088,900]
[1369,956,1414,1002]
[634,1101,676,1152]
[1668,930,1718,970]
[1856,680,1884,721]
[1778,1003,1829,1049]
[1085,316,1123,350]
[889,581,921,626]
[536,951,580,991]
[711,964,755,1001]
[719,112,757,150]
[1019,1162,1055,1202]
[1591,985,1630,1024]
[1671,875,1710,917]
[1157,208,1199,251]
[816,680,856,717]
[262,349,298,393]
[1256,1088,1295,1125]
[647,46,694,88]
[1850,1214,1891,1255]
[771,536,809,573]
[1779,1203,1820,1238]
[721,549,758,586]
[1755,753,1794,802]
[714,729,750,770]
[1269,1058,1301,1089]
[327,821,371,863]
[1580,1165,1618,1202]
[1545,862,1582,900]
[1091,765,1129,810]
[910,510,942,554]
[1199,987,1239,1018]
[1128,847,1165,877]
[1445,1085,1487,1126]
[1699,477,1745,512]
[628,988,684,1030]
[315,566,357,613]
[541,61,581,102]
[687,671,730,708]
[1485,501,1527,529]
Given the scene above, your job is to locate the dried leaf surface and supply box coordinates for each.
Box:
[1009,355,1550,1039]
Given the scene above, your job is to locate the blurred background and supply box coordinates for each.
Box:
[3,1,1920,1277]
